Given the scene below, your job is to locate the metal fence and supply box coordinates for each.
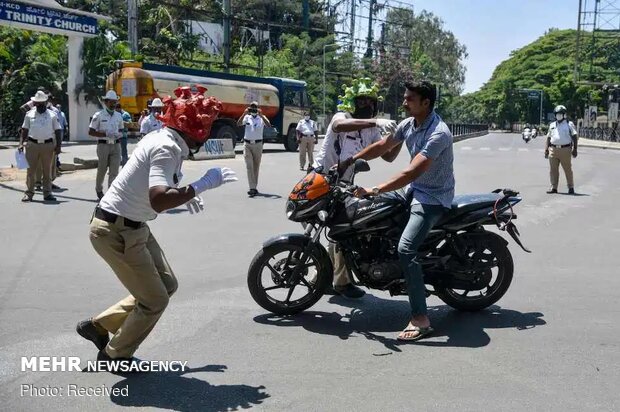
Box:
[447,124,488,137]
[579,124,619,142]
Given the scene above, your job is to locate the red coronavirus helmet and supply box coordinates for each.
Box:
[159,86,222,143]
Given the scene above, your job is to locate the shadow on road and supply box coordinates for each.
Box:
[253,192,282,199]
[253,293,545,352]
[0,182,98,204]
[110,364,269,412]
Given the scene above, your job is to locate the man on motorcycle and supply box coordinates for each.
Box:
[345,80,455,341]
[313,77,398,298]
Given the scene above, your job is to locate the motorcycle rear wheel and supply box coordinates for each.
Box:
[247,242,332,315]
[437,231,514,312]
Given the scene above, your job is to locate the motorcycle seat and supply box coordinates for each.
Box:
[438,193,503,224]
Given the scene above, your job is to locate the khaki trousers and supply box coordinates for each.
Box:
[244,141,263,190]
[96,143,121,193]
[89,217,178,358]
[328,242,352,287]
[25,142,55,197]
[549,146,574,189]
[36,154,58,183]
[298,136,315,169]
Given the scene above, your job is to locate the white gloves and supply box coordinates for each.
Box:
[190,167,238,195]
[186,196,204,214]
[375,118,397,135]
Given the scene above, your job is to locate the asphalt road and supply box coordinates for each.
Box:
[0,133,619,411]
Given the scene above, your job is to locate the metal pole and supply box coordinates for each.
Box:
[574,0,583,83]
[223,0,231,73]
[540,90,543,125]
[350,0,356,52]
[127,0,138,57]
[323,45,327,119]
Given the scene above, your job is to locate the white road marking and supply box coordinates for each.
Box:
[479,147,491,151]
[460,146,472,150]
[499,147,511,151]
[518,148,529,152]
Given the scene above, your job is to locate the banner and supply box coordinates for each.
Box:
[0,0,98,35]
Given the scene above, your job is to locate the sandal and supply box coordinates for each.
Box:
[397,325,434,342]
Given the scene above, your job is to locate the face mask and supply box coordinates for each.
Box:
[353,106,374,119]
[36,105,47,113]
[304,116,310,121]
[251,114,258,118]
[555,113,565,122]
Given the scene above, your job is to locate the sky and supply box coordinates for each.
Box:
[404,0,580,93]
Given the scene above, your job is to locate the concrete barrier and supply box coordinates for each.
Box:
[192,139,235,161]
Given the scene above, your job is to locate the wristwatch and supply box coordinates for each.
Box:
[371,186,381,196]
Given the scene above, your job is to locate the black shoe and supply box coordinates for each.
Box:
[546,188,557,194]
[35,184,42,191]
[43,195,57,202]
[334,283,366,299]
[51,183,62,191]
[21,194,32,202]
[76,318,109,351]
[248,189,258,197]
[96,191,104,200]
[568,188,575,195]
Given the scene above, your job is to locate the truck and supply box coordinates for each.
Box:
[106,61,309,151]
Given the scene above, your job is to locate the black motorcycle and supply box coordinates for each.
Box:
[247,160,530,315]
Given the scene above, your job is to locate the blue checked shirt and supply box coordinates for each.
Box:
[393,111,455,208]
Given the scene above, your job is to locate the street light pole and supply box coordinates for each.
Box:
[322,43,338,120]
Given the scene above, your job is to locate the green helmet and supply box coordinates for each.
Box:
[337,78,383,113]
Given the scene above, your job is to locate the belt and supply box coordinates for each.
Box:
[98,139,120,144]
[94,207,142,229]
[244,139,263,144]
[28,137,53,144]
[550,143,571,148]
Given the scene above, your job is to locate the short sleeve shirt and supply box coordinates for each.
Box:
[140,114,164,135]
[313,112,382,181]
[99,128,189,222]
[242,115,265,141]
[21,108,61,142]
[393,112,455,208]
[296,119,317,136]
[547,120,576,145]
[89,109,124,142]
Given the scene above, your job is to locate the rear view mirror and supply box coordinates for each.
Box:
[354,159,370,173]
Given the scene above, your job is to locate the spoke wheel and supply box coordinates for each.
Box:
[437,231,514,312]
[248,242,331,315]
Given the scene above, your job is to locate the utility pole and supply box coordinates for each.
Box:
[302,0,310,30]
[365,0,376,58]
[223,0,231,73]
[127,0,138,57]
[349,0,356,52]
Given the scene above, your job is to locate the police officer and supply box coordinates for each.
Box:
[140,98,165,137]
[76,86,237,367]
[18,90,62,202]
[237,101,271,197]
[313,78,398,298]
[296,111,318,171]
[545,105,578,195]
[89,91,125,200]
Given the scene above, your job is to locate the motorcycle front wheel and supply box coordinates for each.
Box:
[247,242,332,315]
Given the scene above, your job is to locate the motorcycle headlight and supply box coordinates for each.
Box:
[286,200,296,218]
[317,210,328,222]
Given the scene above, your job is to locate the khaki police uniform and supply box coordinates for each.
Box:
[90,128,187,358]
[296,118,318,170]
[242,114,265,191]
[547,120,577,190]
[90,109,124,194]
[22,108,61,197]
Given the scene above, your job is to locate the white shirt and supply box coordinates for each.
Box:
[100,128,189,222]
[242,115,265,141]
[296,119,317,136]
[89,109,124,143]
[140,114,164,135]
[547,120,577,145]
[21,108,61,142]
[313,112,382,181]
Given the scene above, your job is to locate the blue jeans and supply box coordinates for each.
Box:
[120,136,128,165]
[397,203,447,316]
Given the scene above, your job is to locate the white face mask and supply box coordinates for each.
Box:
[555,113,565,122]
[304,116,310,121]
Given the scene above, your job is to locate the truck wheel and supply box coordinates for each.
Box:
[214,124,237,148]
[284,127,299,152]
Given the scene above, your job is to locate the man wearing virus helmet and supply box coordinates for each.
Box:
[76,86,238,369]
[313,77,399,299]
[544,105,578,195]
